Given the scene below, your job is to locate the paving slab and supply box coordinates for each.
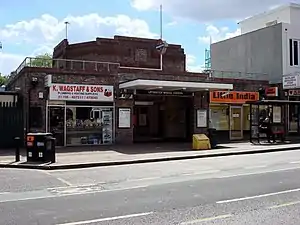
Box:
[0,142,300,170]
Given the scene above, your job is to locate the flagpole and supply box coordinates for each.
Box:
[64,21,70,40]
[160,4,163,40]
[159,4,163,70]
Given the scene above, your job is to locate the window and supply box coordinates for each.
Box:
[289,39,293,66]
[294,40,299,65]
[288,102,298,132]
[209,105,229,130]
[65,107,113,145]
[289,39,300,67]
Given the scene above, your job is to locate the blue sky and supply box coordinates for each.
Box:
[0,0,294,74]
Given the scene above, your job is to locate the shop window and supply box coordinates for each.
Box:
[209,104,229,130]
[29,107,43,128]
[289,103,298,132]
[48,106,65,146]
[243,105,250,131]
[65,107,113,145]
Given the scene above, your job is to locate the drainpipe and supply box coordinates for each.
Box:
[27,76,38,133]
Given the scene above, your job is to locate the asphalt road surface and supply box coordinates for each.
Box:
[1,149,300,224]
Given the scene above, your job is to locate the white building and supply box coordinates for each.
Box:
[211,3,300,83]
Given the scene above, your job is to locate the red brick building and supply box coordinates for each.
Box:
[6,36,269,146]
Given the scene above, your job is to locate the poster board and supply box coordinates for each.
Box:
[118,108,131,128]
[197,109,207,128]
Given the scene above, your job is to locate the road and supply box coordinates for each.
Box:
[1,149,300,224]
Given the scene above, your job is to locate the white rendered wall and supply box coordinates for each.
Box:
[240,5,291,34]
[282,21,300,76]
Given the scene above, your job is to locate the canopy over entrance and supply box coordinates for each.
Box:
[119,79,233,91]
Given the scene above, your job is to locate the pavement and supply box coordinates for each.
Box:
[1,149,300,224]
[1,142,300,170]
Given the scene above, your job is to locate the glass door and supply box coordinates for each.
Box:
[230,106,243,140]
[48,106,65,146]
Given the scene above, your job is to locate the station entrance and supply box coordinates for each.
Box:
[133,94,193,143]
[119,79,234,144]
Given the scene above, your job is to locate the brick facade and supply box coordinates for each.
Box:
[6,35,270,145]
[53,36,186,73]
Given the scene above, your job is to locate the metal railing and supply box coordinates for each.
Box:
[208,70,269,81]
[8,57,270,84]
[8,57,120,84]
[16,57,119,73]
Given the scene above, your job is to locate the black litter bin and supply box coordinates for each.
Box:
[26,133,56,163]
[45,136,56,163]
[207,128,217,149]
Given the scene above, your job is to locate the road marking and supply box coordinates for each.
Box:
[216,166,300,179]
[182,170,221,176]
[290,161,300,164]
[268,201,300,209]
[217,187,300,204]
[56,212,153,225]
[55,177,73,186]
[180,214,232,224]
[0,185,149,204]
[129,176,161,182]
[41,171,73,186]
[244,165,267,169]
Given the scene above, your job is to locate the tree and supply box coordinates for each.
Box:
[29,53,52,68]
[0,73,8,86]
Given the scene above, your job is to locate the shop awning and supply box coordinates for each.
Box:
[119,79,233,91]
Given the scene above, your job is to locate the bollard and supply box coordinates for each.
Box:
[14,137,20,162]
[51,138,56,163]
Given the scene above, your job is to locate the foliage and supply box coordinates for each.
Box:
[0,73,8,86]
[29,53,53,67]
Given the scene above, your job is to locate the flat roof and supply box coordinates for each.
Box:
[238,3,300,24]
[119,79,233,91]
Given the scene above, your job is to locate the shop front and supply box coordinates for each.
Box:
[46,83,114,146]
[287,89,300,133]
[283,73,300,134]
[209,91,259,141]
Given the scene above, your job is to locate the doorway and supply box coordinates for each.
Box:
[133,96,193,142]
[230,106,243,140]
[47,106,65,146]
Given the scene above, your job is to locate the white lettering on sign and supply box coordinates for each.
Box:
[37,142,44,147]
[49,84,114,102]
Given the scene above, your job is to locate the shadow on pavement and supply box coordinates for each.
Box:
[0,142,232,157]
